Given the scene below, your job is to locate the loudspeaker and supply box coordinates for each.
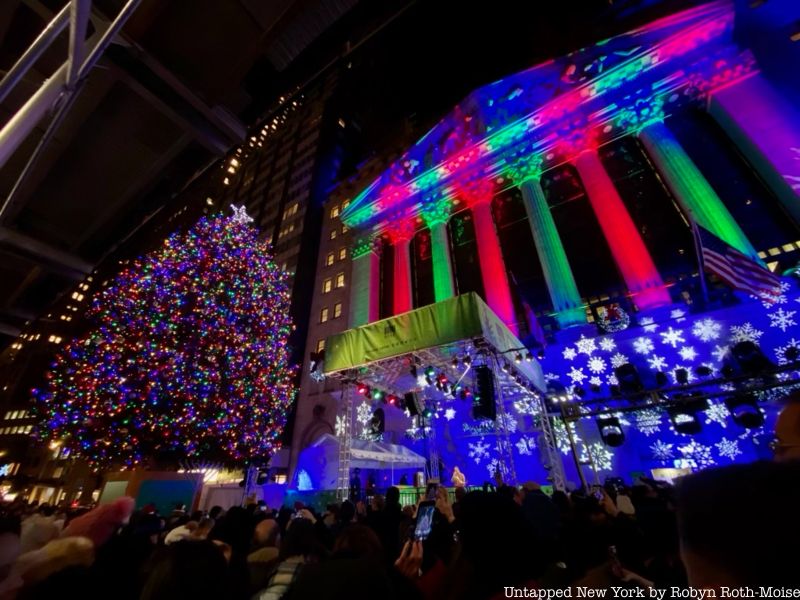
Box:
[404,392,422,416]
[473,365,496,420]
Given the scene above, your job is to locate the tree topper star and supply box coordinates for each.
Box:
[230,204,254,225]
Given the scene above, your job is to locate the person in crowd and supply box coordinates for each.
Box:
[773,391,800,461]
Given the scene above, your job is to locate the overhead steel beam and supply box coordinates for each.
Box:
[0,2,71,105]
[67,0,92,88]
[0,227,93,277]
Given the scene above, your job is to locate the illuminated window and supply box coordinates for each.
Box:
[283,203,299,218]
[338,248,347,260]
[330,205,340,219]
[320,307,329,323]
[341,225,349,233]
[71,292,84,301]
[334,302,342,318]
[782,243,796,252]
[316,339,326,353]
[342,200,350,210]
[336,273,345,288]
[323,278,333,294]
[325,253,335,267]
[330,229,337,240]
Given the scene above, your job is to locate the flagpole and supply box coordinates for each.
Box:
[689,216,710,306]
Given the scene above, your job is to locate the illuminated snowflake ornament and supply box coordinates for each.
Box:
[356,401,373,425]
[715,437,741,461]
[444,408,456,421]
[650,440,674,461]
[692,318,722,342]
[230,204,254,225]
[335,414,347,436]
[468,438,491,464]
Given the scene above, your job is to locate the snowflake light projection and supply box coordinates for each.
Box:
[679,440,715,468]
[498,413,518,433]
[610,353,629,369]
[660,327,686,348]
[516,436,537,456]
[633,336,655,355]
[356,401,373,426]
[513,396,541,416]
[444,408,457,421]
[730,323,764,344]
[692,318,722,342]
[712,345,730,362]
[679,346,698,361]
[487,458,510,478]
[670,365,694,384]
[468,438,491,464]
[588,356,608,374]
[768,308,797,332]
[553,420,581,455]
[635,409,663,436]
[576,336,597,356]
[580,442,614,472]
[589,376,603,387]
[640,317,658,332]
[716,437,742,461]
[775,338,800,365]
[568,366,587,385]
[670,309,687,322]
[563,347,577,361]
[335,415,347,436]
[704,402,730,428]
[647,355,668,371]
[599,338,617,352]
[544,372,561,382]
[650,440,674,461]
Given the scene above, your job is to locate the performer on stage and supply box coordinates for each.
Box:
[451,465,467,488]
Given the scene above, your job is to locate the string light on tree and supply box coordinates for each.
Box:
[35,208,296,467]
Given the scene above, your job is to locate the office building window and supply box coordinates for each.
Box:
[316,339,326,352]
[283,203,299,219]
[342,200,350,210]
[320,307,329,323]
[323,278,333,293]
[338,247,347,260]
[330,205,340,219]
[330,229,337,240]
[336,273,345,288]
[326,253,335,267]
[334,302,343,318]
[341,224,349,233]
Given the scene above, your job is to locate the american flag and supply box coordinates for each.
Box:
[696,225,781,298]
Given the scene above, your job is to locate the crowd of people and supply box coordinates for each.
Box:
[0,400,799,599]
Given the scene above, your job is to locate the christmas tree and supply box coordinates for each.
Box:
[35,206,296,467]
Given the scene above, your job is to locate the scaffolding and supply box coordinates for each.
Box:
[336,382,354,500]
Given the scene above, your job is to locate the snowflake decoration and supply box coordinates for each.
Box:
[730,323,763,344]
[670,365,694,384]
[405,424,424,441]
[610,353,629,369]
[516,436,537,456]
[715,437,742,461]
[498,413,518,433]
[635,409,663,436]
[606,373,619,386]
[580,442,614,472]
[568,366,587,385]
[576,336,597,356]
[544,372,561,382]
[670,309,687,321]
[633,336,655,355]
[753,290,788,308]
[468,438,491,464]
[444,408,456,421]
[712,345,730,362]
[692,318,722,342]
[679,440,715,468]
[775,338,800,365]
[335,415,347,436]
[513,396,541,416]
[678,346,698,362]
[487,458,510,478]
[356,401,373,425]
[589,376,603,387]
[553,420,580,454]
[768,308,797,332]
[562,347,577,361]
[650,440,674,461]
[647,355,668,372]
[230,204,254,225]
[587,356,608,374]
[660,327,686,348]
[463,420,497,436]
[599,337,617,352]
[704,402,730,428]
[640,316,658,332]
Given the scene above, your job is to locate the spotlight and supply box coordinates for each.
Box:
[668,394,707,435]
[525,352,533,363]
[675,368,689,385]
[614,363,643,397]
[514,352,523,364]
[729,341,773,376]
[725,393,764,429]
[386,394,398,406]
[574,387,586,398]
[537,348,545,360]
[463,355,472,367]
[451,357,459,369]
[424,366,435,378]
[785,346,800,362]
[655,372,668,387]
[695,365,713,377]
[422,406,434,419]
[372,388,384,401]
[502,362,510,373]
[597,416,625,447]
[356,382,370,396]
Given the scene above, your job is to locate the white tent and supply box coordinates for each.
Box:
[293,434,426,491]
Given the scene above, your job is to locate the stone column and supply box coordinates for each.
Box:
[392,235,413,315]
[519,177,586,327]
[348,237,381,327]
[572,149,671,310]
[470,199,518,335]
[421,206,456,302]
[638,120,759,261]
[707,74,800,225]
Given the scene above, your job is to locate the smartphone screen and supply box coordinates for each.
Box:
[425,482,438,501]
[415,501,435,540]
